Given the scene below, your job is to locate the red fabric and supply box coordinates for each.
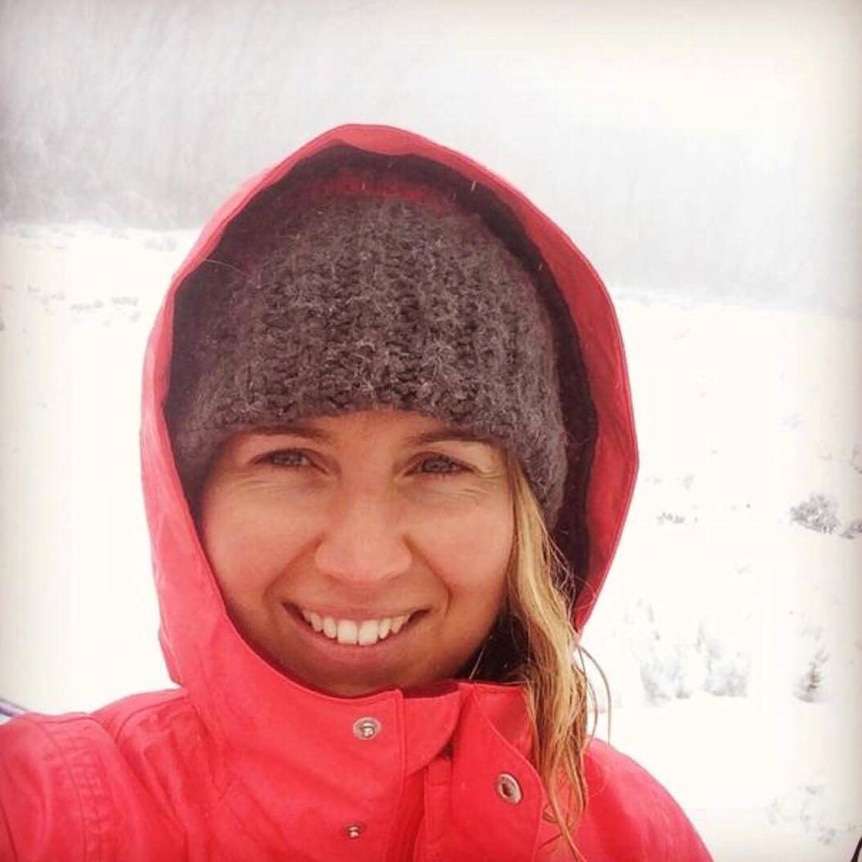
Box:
[0,125,711,860]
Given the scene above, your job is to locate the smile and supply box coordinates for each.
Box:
[299,609,414,646]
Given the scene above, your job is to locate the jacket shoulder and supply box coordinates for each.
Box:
[0,692,189,861]
[0,711,97,860]
[573,738,713,861]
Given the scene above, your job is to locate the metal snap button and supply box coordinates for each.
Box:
[353,717,381,740]
[345,823,365,839]
[496,772,523,804]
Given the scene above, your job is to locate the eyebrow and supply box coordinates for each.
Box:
[404,428,496,448]
[251,422,335,443]
[249,423,494,448]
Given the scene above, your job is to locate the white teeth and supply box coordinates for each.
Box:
[357,619,380,646]
[300,610,413,646]
[336,619,358,645]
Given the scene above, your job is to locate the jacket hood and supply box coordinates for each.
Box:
[141,124,637,724]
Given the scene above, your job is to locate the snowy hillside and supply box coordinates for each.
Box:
[2,2,860,317]
[0,226,859,860]
[585,296,862,860]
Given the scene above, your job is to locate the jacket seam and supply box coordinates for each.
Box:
[19,715,108,862]
[95,689,187,741]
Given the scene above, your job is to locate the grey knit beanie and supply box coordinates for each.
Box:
[166,154,569,525]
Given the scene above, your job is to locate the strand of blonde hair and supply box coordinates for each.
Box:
[504,453,595,858]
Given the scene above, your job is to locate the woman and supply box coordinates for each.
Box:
[0,125,711,860]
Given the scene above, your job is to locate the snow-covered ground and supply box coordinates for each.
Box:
[0,226,860,860]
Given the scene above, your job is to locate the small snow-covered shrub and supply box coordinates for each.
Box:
[794,648,829,702]
[623,599,704,704]
[789,493,841,534]
[794,622,830,703]
[638,639,702,703]
[768,783,860,847]
[841,518,862,540]
[697,621,750,697]
[656,511,686,525]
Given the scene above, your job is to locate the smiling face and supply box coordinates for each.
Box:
[198,410,514,697]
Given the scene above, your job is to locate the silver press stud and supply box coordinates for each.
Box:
[353,717,381,740]
[345,823,365,839]
[496,772,523,804]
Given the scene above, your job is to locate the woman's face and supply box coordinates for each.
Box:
[199,410,513,697]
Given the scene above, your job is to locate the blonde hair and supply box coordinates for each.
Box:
[496,452,593,856]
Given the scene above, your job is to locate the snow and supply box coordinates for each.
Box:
[583,293,862,859]
[1,226,860,860]
[3,2,860,316]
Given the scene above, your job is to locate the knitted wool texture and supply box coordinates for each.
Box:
[166,176,568,525]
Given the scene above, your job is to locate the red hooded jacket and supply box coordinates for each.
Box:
[0,125,712,861]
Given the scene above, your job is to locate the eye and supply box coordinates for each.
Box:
[414,454,468,475]
[256,449,312,469]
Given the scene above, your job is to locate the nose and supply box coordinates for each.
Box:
[313,488,413,585]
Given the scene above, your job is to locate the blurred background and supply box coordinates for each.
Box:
[2,0,860,312]
[1,2,860,859]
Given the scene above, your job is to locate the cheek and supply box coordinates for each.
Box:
[199,493,309,601]
[421,508,512,674]
[419,502,514,599]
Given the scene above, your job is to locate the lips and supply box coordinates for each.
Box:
[299,609,413,646]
